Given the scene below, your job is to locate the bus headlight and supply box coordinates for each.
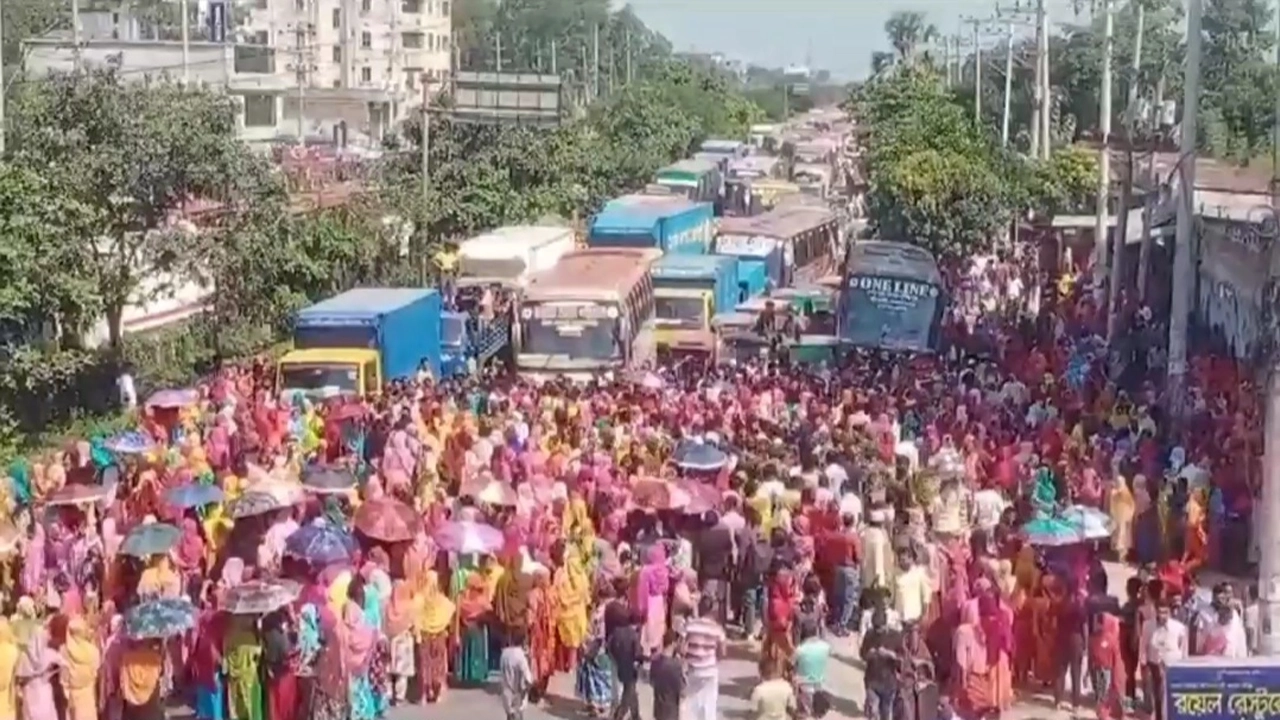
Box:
[520,308,532,320]
[606,307,619,319]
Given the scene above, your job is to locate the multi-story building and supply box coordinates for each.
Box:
[23,0,453,144]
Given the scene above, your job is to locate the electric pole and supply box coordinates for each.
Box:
[1108,1,1144,343]
[71,0,82,68]
[496,33,503,72]
[1259,0,1280,656]
[1092,0,1114,301]
[1166,0,1202,421]
[290,12,313,145]
[180,0,190,83]
[420,81,431,201]
[1001,21,1014,147]
[1038,0,1051,159]
[963,17,983,124]
[592,24,600,100]
[625,31,632,84]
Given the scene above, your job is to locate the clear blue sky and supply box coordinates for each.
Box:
[624,0,1093,80]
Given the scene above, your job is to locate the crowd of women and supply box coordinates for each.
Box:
[0,253,1255,720]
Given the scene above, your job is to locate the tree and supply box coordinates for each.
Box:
[7,67,276,349]
[1199,0,1277,161]
[884,11,937,64]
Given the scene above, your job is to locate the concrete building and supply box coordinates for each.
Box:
[23,0,452,145]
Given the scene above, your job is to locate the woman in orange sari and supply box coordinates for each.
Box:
[527,568,557,702]
[1029,575,1062,686]
[952,602,992,719]
[1182,488,1209,574]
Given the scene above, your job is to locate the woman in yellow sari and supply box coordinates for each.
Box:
[552,545,589,673]
[136,556,180,600]
[61,618,100,720]
[415,570,454,703]
[119,640,164,720]
[1109,475,1135,561]
[0,619,18,720]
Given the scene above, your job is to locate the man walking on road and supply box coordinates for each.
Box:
[684,595,727,720]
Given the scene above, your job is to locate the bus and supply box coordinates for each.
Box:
[716,205,841,287]
[838,240,947,353]
[516,248,660,382]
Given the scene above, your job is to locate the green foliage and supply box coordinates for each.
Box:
[858,67,1025,260]
[1029,145,1101,216]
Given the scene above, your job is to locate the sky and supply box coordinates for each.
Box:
[623,0,1095,81]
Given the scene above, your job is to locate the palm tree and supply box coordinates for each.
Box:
[883,11,938,63]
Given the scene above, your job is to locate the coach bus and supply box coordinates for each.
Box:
[838,240,947,353]
[516,248,660,382]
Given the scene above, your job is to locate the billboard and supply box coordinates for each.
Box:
[448,71,562,126]
[1166,659,1280,720]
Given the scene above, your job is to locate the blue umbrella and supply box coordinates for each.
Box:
[120,522,182,557]
[284,522,357,565]
[102,431,154,455]
[166,483,224,510]
[672,440,728,472]
[126,597,197,639]
[1021,515,1086,547]
[1060,504,1113,541]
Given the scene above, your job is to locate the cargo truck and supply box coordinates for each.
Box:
[588,195,713,256]
[712,235,785,297]
[651,254,738,360]
[277,288,442,397]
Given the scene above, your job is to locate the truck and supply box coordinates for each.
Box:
[712,234,785,297]
[651,254,739,359]
[446,226,575,376]
[278,288,442,397]
[588,195,714,256]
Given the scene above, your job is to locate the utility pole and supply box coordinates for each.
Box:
[1001,21,1014,147]
[551,40,557,75]
[1138,73,1164,302]
[180,0,190,83]
[1108,1,1144,343]
[625,31,632,84]
[1092,0,1114,301]
[1260,0,1280,656]
[420,81,431,201]
[592,23,600,100]
[1038,0,1051,159]
[1029,3,1043,157]
[963,17,983,124]
[71,0,82,67]
[942,36,951,88]
[292,17,311,145]
[1166,0,1202,421]
[496,33,503,72]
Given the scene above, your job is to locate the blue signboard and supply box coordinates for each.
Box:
[1166,659,1280,720]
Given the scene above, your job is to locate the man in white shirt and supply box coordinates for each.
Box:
[892,553,931,626]
[1143,604,1187,720]
[860,510,891,594]
[971,482,1007,534]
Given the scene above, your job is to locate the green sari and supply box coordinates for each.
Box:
[224,625,264,720]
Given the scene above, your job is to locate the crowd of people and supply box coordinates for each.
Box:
[0,251,1259,720]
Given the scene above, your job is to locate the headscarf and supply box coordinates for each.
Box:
[61,616,100,693]
[175,518,205,571]
[119,641,164,706]
[341,602,375,673]
[493,552,530,630]
[457,572,491,625]
[383,580,418,638]
[326,570,353,618]
[415,570,455,636]
[16,626,56,680]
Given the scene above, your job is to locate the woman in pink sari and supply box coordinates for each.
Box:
[634,545,669,656]
[15,628,59,720]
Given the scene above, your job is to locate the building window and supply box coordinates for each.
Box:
[294,28,305,47]
[361,66,372,83]
[254,0,267,7]
[331,8,340,27]
[402,32,423,49]
[361,0,371,11]
[402,0,421,12]
[441,1,449,16]
[361,31,371,48]
[332,45,341,62]
[242,94,276,127]
[405,68,421,89]
[333,80,341,88]
[234,32,275,73]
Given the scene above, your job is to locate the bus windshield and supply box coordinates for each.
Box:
[841,275,943,352]
[520,302,621,360]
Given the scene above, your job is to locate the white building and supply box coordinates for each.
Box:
[23,0,453,144]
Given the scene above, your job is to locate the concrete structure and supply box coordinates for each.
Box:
[24,0,452,144]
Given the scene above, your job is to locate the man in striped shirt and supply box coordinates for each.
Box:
[683,595,727,720]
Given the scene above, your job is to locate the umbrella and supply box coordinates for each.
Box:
[1060,504,1113,540]
[284,522,357,565]
[166,483,224,510]
[120,523,182,557]
[145,388,199,409]
[46,483,111,507]
[434,519,505,555]
[246,477,304,506]
[1022,515,1087,547]
[672,441,728,472]
[222,580,300,615]
[301,466,357,494]
[125,598,197,639]
[229,491,282,519]
[102,431,155,455]
[353,498,420,542]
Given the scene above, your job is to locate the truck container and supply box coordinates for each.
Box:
[713,235,785,296]
[455,225,574,289]
[279,288,442,396]
[588,195,713,255]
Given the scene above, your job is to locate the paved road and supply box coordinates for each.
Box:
[386,561,1159,719]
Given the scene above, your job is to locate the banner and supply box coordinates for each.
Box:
[1166,660,1280,720]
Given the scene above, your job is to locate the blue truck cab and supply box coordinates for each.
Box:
[651,254,738,356]
[588,195,714,256]
[278,288,442,397]
[712,235,785,299]
[440,309,512,377]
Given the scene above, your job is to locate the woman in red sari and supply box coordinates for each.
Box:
[1090,613,1127,720]
[527,567,557,702]
[762,568,796,671]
